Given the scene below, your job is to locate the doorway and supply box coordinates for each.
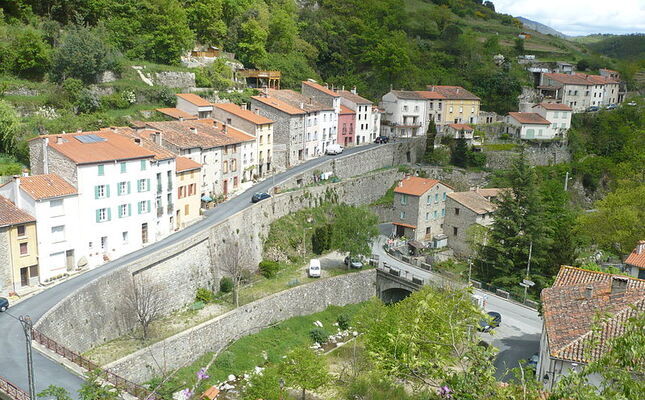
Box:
[20,267,28,286]
[66,249,74,271]
[142,223,148,244]
[223,179,228,195]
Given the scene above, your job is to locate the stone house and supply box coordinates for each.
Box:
[506,112,554,140]
[531,103,572,135]
[540,73,620,112]
[444,189,499,257]
[338,89,376,145]
[0,195,38,296]
[175,93,214,118]
[301,80,341,113]
[174,157,202,230]
[624,240,645,279]
[537,266,645,391]
[338,105,356,147]
[0,174,80,283]
[391,176,453,242]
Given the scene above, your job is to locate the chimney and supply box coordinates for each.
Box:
[134,138,142,146]
[222,124,228,134]
[14,176,21,208]
[56,136,64,144]
[636,240,645,254]
[342,85,345,91]
[76,128,82,133]
[110,126,117,132]
[300,102,304,110]
[190,127,197,134]
[610,276,628,295]
[241,103,247,110]
[584,286,593,300]
[351,86,357,95]
[398,181,403,187]
[179,117,184,122]
[152,131,162,145]
[43,137,49,175]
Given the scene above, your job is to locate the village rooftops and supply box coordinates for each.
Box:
[337,90,372,104]
[625,241,645,270]
[175,157,202,173]
[251,95,306,116]
[415,91,445,100]
[144,120,253,151]
[4,174,77,200]
[116,127,177,161]
[156,108,198,120]
[176,93,212,107]
[541,266,645,364]
[302,80,340,97]
[543,72,619,86]
[0,195,35,228]
[213,103,274,125]
[533,103,573,111]
[447,123,474,131]
[447,191,496,215]
[267,89,333,113]
[32,130,156,165]
[389,90,428,100]
[339,105,355,115]
[394,176,441,196]
[426,85,480,101]
[508,112,551,125]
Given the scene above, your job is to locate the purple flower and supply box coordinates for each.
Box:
[197,368,209,380]
[438,386,453,398]
[180,388,194,399]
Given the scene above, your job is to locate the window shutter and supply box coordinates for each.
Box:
[127,181,131,194]
[106,184,110,198]
[146,179,151,192]
[138,202,142,214]
[107,208,112,221]
[128,203,132,216]
[95,209,100,223]
[95,186,99,199]
[147,200,151,213]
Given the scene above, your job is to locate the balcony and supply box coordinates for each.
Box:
[157,185,162,194]
[167,203,174,213]
[157,207,164,217]
[167,182,173,191]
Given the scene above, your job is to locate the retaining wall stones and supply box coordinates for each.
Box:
[484,143,570,170]
[106,270,377,383]
[152,72,196,89]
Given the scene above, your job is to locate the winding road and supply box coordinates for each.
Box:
[0,143,379,397]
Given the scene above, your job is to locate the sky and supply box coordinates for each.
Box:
[492,0,645,36]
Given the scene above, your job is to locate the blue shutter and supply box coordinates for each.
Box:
[121,162,126,173]
[95,186,99,199]
[146,179,151,192]
[128,203,132,216]
[147,200,151,213]
[95,209,100,223]
[138,202,142,214]
[107,208,112,221]
[106,184,110,198]
[127,181,131,194]
[98,165,104,176]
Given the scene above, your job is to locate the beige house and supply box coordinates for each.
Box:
[0,195,38,295]
[391,176,453,242]
[426,85,481,126]
[175,157,202,229]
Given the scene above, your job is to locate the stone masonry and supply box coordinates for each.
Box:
[0,227,12,296]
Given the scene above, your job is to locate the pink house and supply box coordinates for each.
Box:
[338,105,355,147]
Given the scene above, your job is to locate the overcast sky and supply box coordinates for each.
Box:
[492,0,645,36]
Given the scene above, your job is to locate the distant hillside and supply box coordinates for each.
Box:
[585,34,645,61]
[516,16,568,38]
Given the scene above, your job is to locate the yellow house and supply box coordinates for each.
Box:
[426,85,481,126]
[0,195,39,295]
[175,157,203,229]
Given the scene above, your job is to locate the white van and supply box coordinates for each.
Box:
[325,144,343,155]
[308,259,321,278]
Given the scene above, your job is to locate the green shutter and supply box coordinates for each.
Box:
[128,203,132,216]
[146,179,151,192]
[95,186,99,199]
[98,165,104,176]
[106,184,110,198]
[138,202,142,214]
[121,162,126,173]
[127,181,131,194]
[147,200,151,213]
[141,160,146,170]
[95,209,100,223]
[107,208,112,221]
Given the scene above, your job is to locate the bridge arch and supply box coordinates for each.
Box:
[381,287,412,304]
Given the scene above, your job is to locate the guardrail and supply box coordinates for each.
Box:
[31,330,156,400]
[0,375,29,400]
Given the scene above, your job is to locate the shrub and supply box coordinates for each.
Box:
[259,260,280,278]
[195,287,215,303]
[309,327,329,344]
[76,90,101,114]
[337,313,351,330]
[219,277,234,293]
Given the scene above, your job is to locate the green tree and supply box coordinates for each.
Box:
[330,205,379,263]
[9,25,51,79]
[279,347,330,400]
[241,364,283,400]
[186,0,227,45]
[38,385,73,400]
[576,59,590,71]
[139,0,195,64]
[0,100,20,154]
[78,370,121,400]
[312,224,332,255]
[236,18,268,67]
[425,119,437,157]
[267,9,298,53]
[451,138,469,167]
[514,37,525,54]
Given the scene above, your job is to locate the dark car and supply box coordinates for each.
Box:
[344,256,363,269]
[478,311,501,332]
[375,136,389,144]
[586,106,600,112]
[251,192,271,203]
[0,297,8,312]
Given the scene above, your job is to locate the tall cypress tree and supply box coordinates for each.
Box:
[451,138,469,168]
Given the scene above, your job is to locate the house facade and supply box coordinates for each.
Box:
[391,176,453,242]
[624,240,645,279]
[531,103,572,133]
[506,112,554,140]
[426,85,481,126]
[380,91,427,138]
[338,105,355,147]
[176,93,214,119]
[444,190,497,257]
[175,157,202,229]
[0,195,38,295]
[338,90,375,145]
[540,73,620,112]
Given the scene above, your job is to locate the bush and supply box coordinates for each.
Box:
[219,277,234,293]
[312,225,332,255]
[259,260,280,278]
[195,287,215,303]
[425,147,450,166]
[337,313,351,330]
[76,90,101,114]
[309,327,329,344]
[143,86,176,106]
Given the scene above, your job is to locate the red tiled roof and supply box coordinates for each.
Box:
[156,108,198,120]
[543,73,619,86]
[213,103,273,125]
[338,90,372,104]
[302,80,340,97]
[390,90,427,100]
[415,91,445,100]
[268,89,334,112]
[176,93,212,107]
[145,120,251,150]
[0,195,35,227]
[447,123,474,131]
[175,157,202,173]
[16,174,77,200]
[339,105,355,115]
[394,176,440,196]
[251,95,306,115]
[541,266,645,364]
[392,222,417,229]
[625,241,645,269]
[533,103,572,111]
[426,85,480,100]
[115,128,177,161]
[508,112,550,125]
[581,73,619,85]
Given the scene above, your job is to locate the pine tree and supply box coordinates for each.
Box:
[451,138,469,168]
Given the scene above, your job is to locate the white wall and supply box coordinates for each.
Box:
[151,159,177,240]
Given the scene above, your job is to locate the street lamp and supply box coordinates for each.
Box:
[18,315,36,400]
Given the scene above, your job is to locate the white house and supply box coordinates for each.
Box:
[176,93,214,119]
[379,91,428,138]
[540,73,621,112]
[532,103,572,135]
[0,174,80,281]
[506,112,554,140]
[338,89,375,145]
[624,240,645,279]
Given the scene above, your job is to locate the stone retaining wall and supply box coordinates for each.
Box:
[106,270,377,383]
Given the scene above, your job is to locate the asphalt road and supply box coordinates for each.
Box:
[0,143,379,396]
[371,232,543,380]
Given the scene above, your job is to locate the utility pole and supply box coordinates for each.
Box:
[468,259,473,283]
[19,315,35,400]
[523,241,533,303]
[564,171,569,191]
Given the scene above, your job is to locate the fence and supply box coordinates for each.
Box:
[0,375,29,400]
[31,330,156,400]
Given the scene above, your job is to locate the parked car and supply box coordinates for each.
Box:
[344,256,363,269]
[308,259,321,278]
[478,311,501,332]
[326,144,343,155]
[627,101,637,106]
[374,136,389,144]
[0,297,8,312]
[605,104,617,110]
[586,106,600,112]
[528,353,539,368]
[251,192,271,203]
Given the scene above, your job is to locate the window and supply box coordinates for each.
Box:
[449,106,453,113]
[433,210,438,219]
[20,242,28,255]
[119,204,129,218]
[425,212,430,221]
[442,192,446,201]
[119,181,129,195]
[96,208,110,222]
[399,211,406,219]
[400,194,408,205]
[138,179,149,192]
[122,231,129,243]
[403,105,408,111]
[100,236,108,250]
[140,160,147,171]
[138,200,150,214]
[553,111,559,118]
[51,225,65,242]
[95,184,108,199]
[455,207,460,215]
[453,227,458,236]
[17,224,26,237]
[223,161,229,173]
[233,176,238,188]
[435,193,438,203]
[98,164,104,176]
[459,106,463,113]
[50,199,64,216]
[231,159,237,172]
[426,195,432,204]
[441,208,445,217]
[120,162,127,173]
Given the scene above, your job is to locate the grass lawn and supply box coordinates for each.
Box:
[484,143,518,151]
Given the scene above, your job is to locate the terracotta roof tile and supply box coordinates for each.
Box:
[339,105,355,115]
[175,157,202,173]
[426,85,480,100]
[392,222,417,229]
[302,81,340,97]
[268,89,334,112]
[156,108,198,120]
[145,120,252,150]
[176,93,212,107]
[543,73,619,86]
[0,195,35,227]
[624,241,645,269]
[338,90,372,104]
[115,128,177,161]
[251,95,306,115]
[533,103,572,111]
[541,266,645,364]
[16,174,77,200]
[508,112,551,125]
[447,123,474,131]
[213,103,273,125]
[415,91,445,100]
[394,176,440,196]
[390,90,427,100]
[447,191,496,214]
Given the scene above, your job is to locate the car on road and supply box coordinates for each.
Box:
[527,353,539,368]
[374,136,389,144]
[478,311,501,332]
[585,106,600,112]
[251,192,271,203]
[308,259,321,278]
[344,256,363,269]
[0,297,8,312]
[605,104,617,110]
[325,144,343,155]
